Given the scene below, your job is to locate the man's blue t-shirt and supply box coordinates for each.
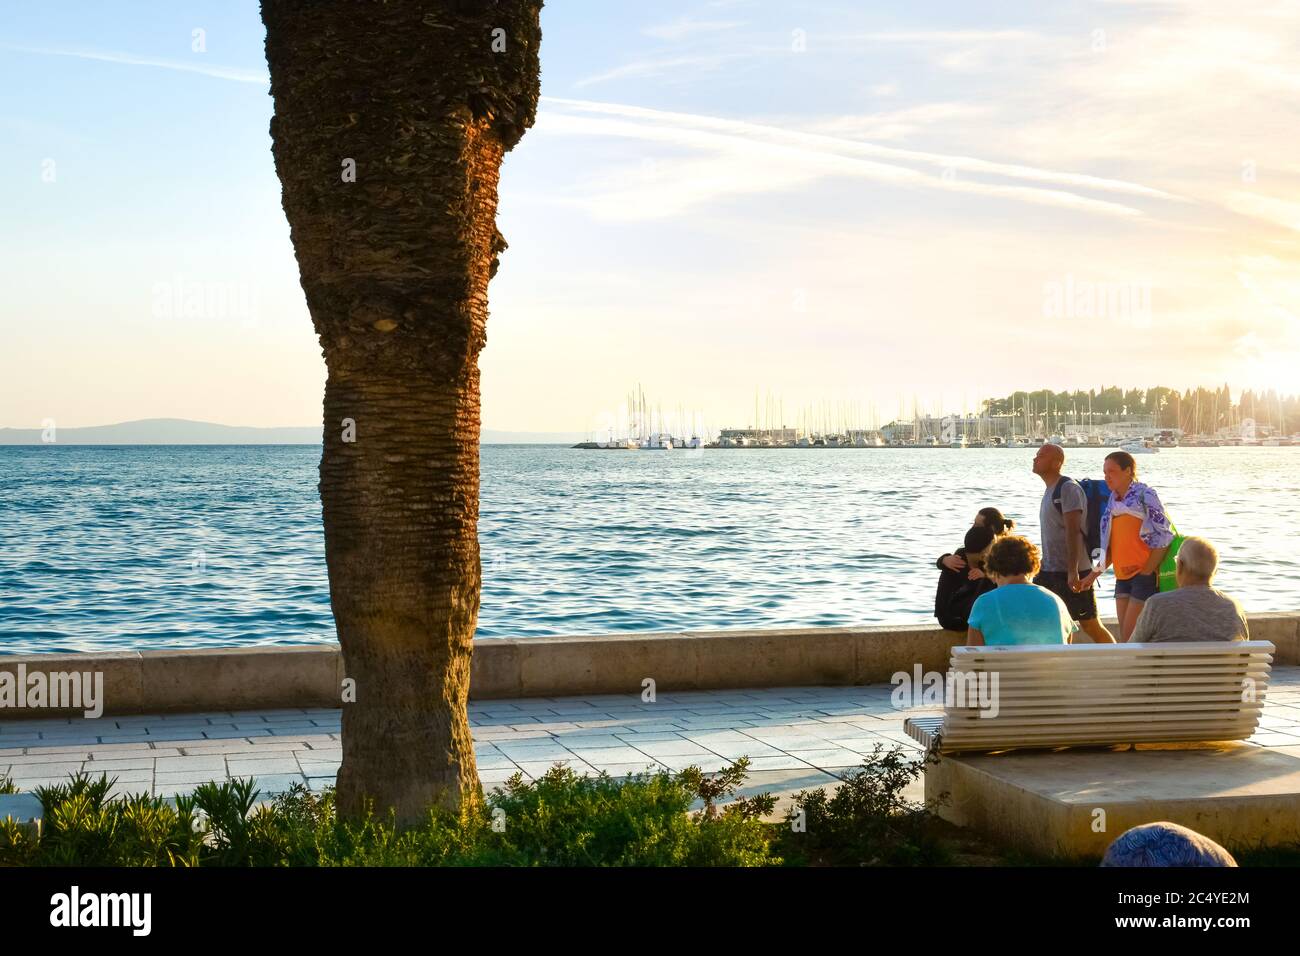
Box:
[967,583,1076,645]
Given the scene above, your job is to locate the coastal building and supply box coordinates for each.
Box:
[717,427,799,445]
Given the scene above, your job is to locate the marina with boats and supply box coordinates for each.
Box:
[572,386,1300,450]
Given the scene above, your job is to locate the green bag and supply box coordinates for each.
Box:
[1137,487,1185,593]
[1158,524,1185,592]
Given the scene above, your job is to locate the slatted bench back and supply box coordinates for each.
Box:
[918,641,1273,753]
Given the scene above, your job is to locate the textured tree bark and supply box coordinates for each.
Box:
[261,0,542,822]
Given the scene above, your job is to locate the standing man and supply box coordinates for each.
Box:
[1032,443,1116,643]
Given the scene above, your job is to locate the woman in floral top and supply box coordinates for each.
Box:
[1079,450,1174,641]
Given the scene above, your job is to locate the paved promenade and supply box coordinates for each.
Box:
[5,669,1300,811]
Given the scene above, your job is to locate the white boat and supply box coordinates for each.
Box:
[639,432,674,449]
[1118,438,1157,454]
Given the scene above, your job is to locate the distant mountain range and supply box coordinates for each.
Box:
[0,418,583,445]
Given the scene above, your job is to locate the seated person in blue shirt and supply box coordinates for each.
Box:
[967,535,1077,646]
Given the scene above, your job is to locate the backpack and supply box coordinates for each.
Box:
[1053,476,1109,562]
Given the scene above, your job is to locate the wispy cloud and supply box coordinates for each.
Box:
[534,98,1177,221]
[1224,192,1300,234]
[643,16,744,41]
[844,30,1038,42]
[807,103,988,142]
[2,43,269,85]
[574,51,758,88]
[541,96,1184,209]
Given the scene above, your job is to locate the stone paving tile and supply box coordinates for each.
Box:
[676,729,757,744]
[155,770,225,786]
[228,759,301,777]
[655,754,735,773]
[153,785,202,798]
[698,739,789,759]
[222,748,302,762]
[787,748,871,770]
[625,739,716,758]
[4,667,1299,800]
[1249,732,1300,746]
[567,746,653,765]
[84,757,158,772]
[181,740,296,753]
[6,761,86,779]
[550,734,627,749]
[493,742,569,761]
[478,767,524,784]
[156,755,226,773]
[506,721,581,733]
[263,723,331,735]
[85,742,157,754]
[676,716,767,730]
[737,732,836,750]
[811,725,892,743]
[472,728,552,741]
[736,754,815,771]
[514,759,597,777]
[2,750,92,765]
[615,729,692,740]
[587,762,666,778]
[297,760,342,777]
[92,769,154,785]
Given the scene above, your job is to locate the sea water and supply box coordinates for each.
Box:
[1,444,1297,654]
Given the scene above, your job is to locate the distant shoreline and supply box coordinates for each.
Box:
[0,418,584,446]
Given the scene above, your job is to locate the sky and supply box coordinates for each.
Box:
[2,0,1299,436]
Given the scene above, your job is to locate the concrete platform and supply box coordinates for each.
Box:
[927,740,1300,858]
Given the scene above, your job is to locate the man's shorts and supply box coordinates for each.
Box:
[1034,571,1099,622]
[1116,571,1159,602]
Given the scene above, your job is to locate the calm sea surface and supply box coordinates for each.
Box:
[2,444,1297,654]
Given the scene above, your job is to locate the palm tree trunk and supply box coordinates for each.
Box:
[261,0,542,823]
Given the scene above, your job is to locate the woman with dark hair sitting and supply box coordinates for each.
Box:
[1078,451,1174,641]
[937,507,1015,574]
[966,535,1077,646]
[935,525,998,631]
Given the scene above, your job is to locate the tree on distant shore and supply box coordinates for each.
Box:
[261,0,543,823]
[982,384,1299,434]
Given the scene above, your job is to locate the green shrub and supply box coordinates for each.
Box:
[776,744,950,866]
[0,759,782,867]
[0,775,16,795]
[1,748,957,867]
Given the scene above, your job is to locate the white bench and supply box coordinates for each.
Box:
[904,641,1274,753]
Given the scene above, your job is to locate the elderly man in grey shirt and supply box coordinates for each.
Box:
[1130,537,1250,643]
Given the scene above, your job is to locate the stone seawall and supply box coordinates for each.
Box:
[3,612,1297,717]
